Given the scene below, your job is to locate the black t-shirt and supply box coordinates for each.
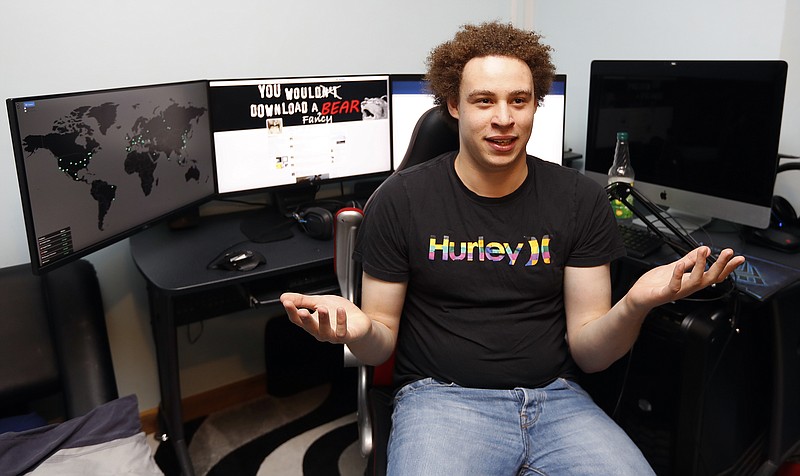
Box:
[354,152,625,390]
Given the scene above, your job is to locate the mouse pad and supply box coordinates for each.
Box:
[713,248,800,302]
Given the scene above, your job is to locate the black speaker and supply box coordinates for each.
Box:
[298,206,333,240]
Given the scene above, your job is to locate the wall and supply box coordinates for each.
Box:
[0,1,514,411]
[776,0,800,206]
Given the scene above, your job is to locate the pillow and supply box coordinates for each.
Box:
[0,394,162,475]
[0,412,48,434]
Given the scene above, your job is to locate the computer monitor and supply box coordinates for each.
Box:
[583,60,787,230]
[7,80,216,274]
[389,73,567,169]
[209,75,392,200]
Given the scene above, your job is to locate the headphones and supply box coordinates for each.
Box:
[292,200,363,240]
[293,206,334,240]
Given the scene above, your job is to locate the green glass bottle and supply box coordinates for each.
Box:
[607,131,635,220]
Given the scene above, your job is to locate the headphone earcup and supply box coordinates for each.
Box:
[300,207,333,240]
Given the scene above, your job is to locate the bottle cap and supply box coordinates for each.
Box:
[617,131,629,141]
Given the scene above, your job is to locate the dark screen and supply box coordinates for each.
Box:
[585,60,787,209]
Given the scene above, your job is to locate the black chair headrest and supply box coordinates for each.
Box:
[396,107,459,171]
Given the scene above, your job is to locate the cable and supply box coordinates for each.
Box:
[611,346,635,421]
[186,320,205,344]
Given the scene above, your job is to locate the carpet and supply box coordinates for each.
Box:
[155,317,368,476]
[154,369,366,476]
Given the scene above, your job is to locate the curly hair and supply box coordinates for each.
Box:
[425,21,555,118]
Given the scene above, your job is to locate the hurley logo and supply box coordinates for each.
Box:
[428,235,551,266]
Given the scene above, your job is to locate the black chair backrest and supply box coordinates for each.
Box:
[395,107,459,171]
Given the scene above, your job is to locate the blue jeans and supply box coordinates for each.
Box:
[387,377,655,476]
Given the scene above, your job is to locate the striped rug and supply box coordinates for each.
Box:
[154,369,366,475]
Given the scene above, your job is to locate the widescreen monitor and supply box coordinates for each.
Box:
[209,75,392,197]
[389,73,567,169]
[583,60,787,230]
[7,80,216,274]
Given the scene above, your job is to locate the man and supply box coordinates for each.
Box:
[282,21,744,475]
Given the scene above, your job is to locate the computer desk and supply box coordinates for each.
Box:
[131,211,800,475]
[130,208,340,476]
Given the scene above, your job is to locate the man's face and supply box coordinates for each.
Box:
[448,55,536,174]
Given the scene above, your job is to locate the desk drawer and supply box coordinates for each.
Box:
[248,267,340,307]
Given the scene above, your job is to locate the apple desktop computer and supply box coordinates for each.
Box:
[583,60,787,231]
[7,81,217,274]
[389,73,567,169]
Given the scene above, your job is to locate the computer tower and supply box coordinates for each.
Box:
[585,297,771,475]
[763,280,800,471]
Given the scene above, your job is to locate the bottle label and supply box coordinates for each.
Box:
[611,197,634,219]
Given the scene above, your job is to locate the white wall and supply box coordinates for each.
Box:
[0,1,514,411]
[2,0,797,412]
[776,0,800,207]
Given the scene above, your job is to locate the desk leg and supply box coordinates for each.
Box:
[148,285,195,476]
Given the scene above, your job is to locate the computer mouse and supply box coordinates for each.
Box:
[209,249,266,271]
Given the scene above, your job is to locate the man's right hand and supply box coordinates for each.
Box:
[280,292,373,344]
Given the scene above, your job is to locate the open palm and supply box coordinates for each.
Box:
[281,292,373,344]
[626,247,745,313]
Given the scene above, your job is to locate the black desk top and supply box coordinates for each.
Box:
[130,207,800,303]
[130,209,334,295]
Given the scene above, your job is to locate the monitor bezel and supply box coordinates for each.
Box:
[388,73,432,170]
[7,80,217,274]
[531,73,567,166]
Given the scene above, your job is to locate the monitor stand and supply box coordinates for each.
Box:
[239,207,295,243]
[273,184,319,215]
[238,185,320,243]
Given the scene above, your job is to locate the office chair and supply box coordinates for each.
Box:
[335,106,459,474]
[0,259,118,430]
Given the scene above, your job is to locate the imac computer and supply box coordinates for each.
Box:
[583,60,787,230]
[7,80,216,274]
[389,73,567,169]
[209,75,392,199]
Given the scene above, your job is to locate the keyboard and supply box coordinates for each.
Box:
[618,223,664,259]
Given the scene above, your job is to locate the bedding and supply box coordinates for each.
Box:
[0,395,162,476]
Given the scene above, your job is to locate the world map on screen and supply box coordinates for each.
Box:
[21,100,207,230]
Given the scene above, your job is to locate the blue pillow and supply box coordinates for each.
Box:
[0,412,47,434]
